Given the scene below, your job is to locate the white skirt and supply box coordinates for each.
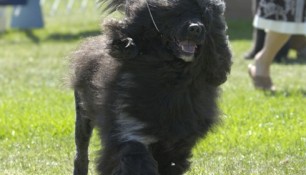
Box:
[253,0,306,35]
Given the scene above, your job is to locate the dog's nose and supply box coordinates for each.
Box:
[187,23,203,36]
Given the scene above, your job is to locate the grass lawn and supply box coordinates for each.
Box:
[0,2,305,175]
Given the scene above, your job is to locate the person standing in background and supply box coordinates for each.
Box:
[245,0,306,62]
[248,0,306,91]
[11,0,44,29]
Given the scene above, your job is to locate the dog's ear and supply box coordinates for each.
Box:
[103,19,139,59]
[198,1,232,86]
[110,37,139,59]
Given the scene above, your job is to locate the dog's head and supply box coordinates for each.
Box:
[157,0,208,62]
[104,0,231,86]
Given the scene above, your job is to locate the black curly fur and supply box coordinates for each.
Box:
[71,0,231,174]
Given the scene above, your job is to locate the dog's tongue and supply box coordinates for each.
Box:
[180,41,197,54]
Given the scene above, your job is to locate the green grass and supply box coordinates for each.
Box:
[0,2,305,175]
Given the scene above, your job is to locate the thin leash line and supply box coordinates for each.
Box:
[145,0,161,33]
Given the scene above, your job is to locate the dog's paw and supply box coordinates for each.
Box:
[111,141,159,175]
[110,37,138,59]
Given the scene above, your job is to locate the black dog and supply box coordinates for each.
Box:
[70,0,231,174]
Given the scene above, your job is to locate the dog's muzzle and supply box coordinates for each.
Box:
[177,23,205,62]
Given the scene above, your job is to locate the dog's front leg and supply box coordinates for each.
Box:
[151,141,193,175]
[73,91,94,175]
[99,141,159,175]
[115,141,159,175]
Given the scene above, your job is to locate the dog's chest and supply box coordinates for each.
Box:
[112,64,215,141]
[114,91,209,145]
[119,86,211,139]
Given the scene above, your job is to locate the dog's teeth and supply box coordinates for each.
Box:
[182,46,195,53]
[180,41,196,54]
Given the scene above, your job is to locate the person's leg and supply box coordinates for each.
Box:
[248,31,290,90]
[251,31,290,77]
[274,41,290,62]
[245,0,290,61]
[289,35,306,59]
[244,29,266,59]
[244,0,266,59]
[289,35,306,51]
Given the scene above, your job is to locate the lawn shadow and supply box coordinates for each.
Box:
[264,88,306,98]
[24,30,40,44]
[1,29,41,44]
[46,30,101,42]
[277,57,306,65]
[1,29,101,44]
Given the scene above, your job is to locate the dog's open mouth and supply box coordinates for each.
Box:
[176,40,198,62]
[179,40,197,54]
